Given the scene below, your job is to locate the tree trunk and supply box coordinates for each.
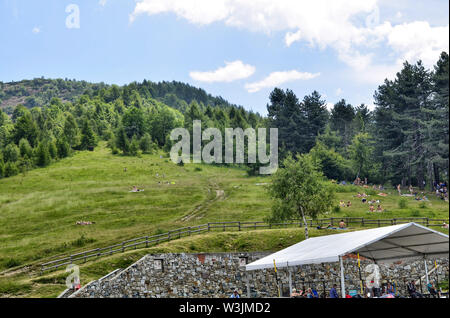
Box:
[428,162,434,192]
[434,164,440,185]
[299,206,309,240]
[417,162,424,190]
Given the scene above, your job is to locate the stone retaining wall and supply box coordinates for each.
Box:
[71,253,449,298]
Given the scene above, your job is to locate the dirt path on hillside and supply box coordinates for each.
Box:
[180,185,225,222]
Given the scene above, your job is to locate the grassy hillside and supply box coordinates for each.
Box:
[0,142,448,273]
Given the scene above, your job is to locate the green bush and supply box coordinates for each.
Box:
[398,198,408,209]
[71,234,95,248]
[332,205,341,214]
[410,209,420,217]
[3,258,21,268]
[4,161,19,177]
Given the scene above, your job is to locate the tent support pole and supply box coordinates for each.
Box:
[339,256,346,298]
[246,273,251,298]
[424,258,429,285]
[288,268,293,297]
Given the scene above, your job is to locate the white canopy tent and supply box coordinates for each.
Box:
[245,223,449,297]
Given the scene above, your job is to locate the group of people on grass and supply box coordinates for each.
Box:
[434,181,448,201]
[317,219,347,230]
[352,193,384,213]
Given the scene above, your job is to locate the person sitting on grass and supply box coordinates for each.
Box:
[317,224,334,230]
[369,205,375,212]
[347,201,352,207]
[339,220,346,229]
[339,200,346,207]
[131,186,144,192]
[376,205,384,212]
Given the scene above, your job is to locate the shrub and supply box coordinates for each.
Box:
[71,234,95,248]
[4,258,21,268]
[3,143,19,163]
[48,140,58,159]
[410,209,420,217]
[0,160,4,178]
[332,205,341,214]
[19,138,33,158]
[4,162,19,177]
[34,142,51,167]
[56,139,71,158]
[398,198,408,209]
[129,135,140,156]
[140,133,153,154]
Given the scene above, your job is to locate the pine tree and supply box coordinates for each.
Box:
[80,119,96,151]
[35,142,51,167]
[48,140,58,159]
[330,99,355,151]
[3,143,19,163]
[140,133,153,154]
[298,91,329,153]
[19,138,33,158]
[129,135,140,156]
[115,125,130,155]
[57,138,71,158]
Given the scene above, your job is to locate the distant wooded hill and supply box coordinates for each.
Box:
[0,78,242,114]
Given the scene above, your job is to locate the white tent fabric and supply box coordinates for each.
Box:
[246,223,449,271]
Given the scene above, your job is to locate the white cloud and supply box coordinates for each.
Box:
[190,60,255,83]
[285,30,302,47]
[326,102,334,111]
[32,27,41,34]
[245,70,320,93]
[99,0,107,6]
[131,0,449,84]
[386,21,449,68]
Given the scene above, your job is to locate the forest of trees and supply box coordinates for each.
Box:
[267,52,449,190]
[0,78,265,179]
[0,52,448,190]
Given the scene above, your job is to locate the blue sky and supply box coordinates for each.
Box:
[0,0,448,115]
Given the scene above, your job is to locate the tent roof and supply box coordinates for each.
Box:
[246,223,449,271]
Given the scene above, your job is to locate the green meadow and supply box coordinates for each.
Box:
[0,142,448,297]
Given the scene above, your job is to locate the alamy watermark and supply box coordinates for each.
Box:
[65,264,81,289]
[169,121,278,175]
[66,4,80,29]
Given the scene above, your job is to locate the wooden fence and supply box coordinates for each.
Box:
[39,217,448,274]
